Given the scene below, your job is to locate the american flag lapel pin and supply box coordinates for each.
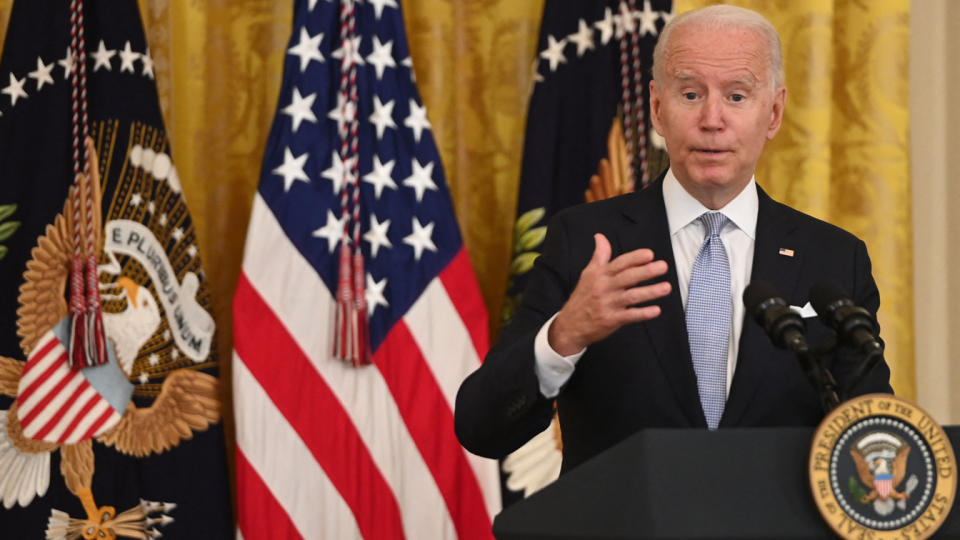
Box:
[779,247,795,257]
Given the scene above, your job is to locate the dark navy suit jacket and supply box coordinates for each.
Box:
[454,177,893,473]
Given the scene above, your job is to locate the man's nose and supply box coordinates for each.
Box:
[698,95,724,130]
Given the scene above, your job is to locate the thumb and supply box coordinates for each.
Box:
[590,233,612,266]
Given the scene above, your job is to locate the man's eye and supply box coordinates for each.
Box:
[683,92,697,100]
[730,93,745,102]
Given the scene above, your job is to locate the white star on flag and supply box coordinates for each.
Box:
[369,96,397,140]
[540,35,567,72]
[362,155,397,199]
[638,0,660,36]
[91,40,116,71]
[58,47,75,79]
[118,41,139,73]
[363,214,392,257]
[596,7,616,45]
[327,92,357,134]
[28,57,55,90]
[282,87,318,132]
[321,150,356,194]
[402,158,437,202]
[172,227,185,241]
[130,192,143,207]
[2,73,27,105]
[403,99,431,143]
[141,48,155,78]
[312,210,348,253]
[366,37,396,80]
[569,19,595,57]
[618,2,637,36]
[365,274,389,314]
[368,0,398,19]
[272,147,310,192]
[331,35,364,67]
[287,27,325,72]
[403,217,437,261]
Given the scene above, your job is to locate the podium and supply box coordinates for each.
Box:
[493,427,960,539]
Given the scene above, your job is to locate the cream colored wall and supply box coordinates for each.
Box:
[911,0,960,424]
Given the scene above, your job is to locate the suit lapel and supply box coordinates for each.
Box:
[721,187,805,426]
[615,181,706,427]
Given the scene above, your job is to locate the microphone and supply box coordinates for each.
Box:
[743,281,809,352]
[808,281,882,357]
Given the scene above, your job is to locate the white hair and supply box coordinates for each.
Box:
[652,4,784,90]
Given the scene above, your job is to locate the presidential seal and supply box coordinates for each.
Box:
[810,394,956,540]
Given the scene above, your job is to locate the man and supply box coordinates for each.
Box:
[454,5,892,472]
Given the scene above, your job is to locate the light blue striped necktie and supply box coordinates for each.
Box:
[685,212,731,430]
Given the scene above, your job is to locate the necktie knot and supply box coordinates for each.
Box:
[699,212,728,239]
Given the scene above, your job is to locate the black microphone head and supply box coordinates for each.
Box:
[743,281,781,317]
[809,280,856,328]
[809,280,849,314]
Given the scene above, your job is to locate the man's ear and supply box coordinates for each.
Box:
[767,85,787,139]
[649,80,664,136]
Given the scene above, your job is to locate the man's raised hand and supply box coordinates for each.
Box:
[548,233,671,356]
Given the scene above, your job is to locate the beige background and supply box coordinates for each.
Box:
[910,0,960,424]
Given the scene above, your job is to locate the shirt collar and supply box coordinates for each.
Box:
[662,168,758,239]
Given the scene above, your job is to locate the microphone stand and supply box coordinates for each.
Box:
[794,345,840,414]
[814,338,885,403]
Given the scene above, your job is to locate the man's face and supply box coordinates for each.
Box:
[650,26,786,209]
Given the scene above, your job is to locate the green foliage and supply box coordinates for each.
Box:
[848,476,868,503]
[517,226,547,252]
[0,204,17,262]
[510,252,540,275]
[514,207,546,239]
[0,204,16,222]
[0,220,20,242]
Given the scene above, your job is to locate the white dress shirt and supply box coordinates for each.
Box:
[534,169,758,398]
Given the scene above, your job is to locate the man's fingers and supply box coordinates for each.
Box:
[590,233,612,266]
[607,248,656,273]
[620,304,663,324]
[615,281,672,308]
[609,260,669,289]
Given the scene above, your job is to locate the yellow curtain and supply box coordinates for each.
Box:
[678,0,914,398]
[0,0,913,413]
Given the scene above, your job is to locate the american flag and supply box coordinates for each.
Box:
[232,0,500,538]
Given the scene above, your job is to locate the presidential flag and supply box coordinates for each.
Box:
[232,0,500,538]
[0,1,231,538]
[499,0,672,506]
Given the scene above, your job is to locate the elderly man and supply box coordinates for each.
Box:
[454,5,892,472]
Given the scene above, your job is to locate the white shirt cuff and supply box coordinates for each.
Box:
[534,313,586,398]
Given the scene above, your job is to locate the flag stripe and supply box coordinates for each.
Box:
[56,390,101,444]
[404,276,501,520]
[20,367,79,430]
[235,450,303,540]
[79,404,118,441]
[239,197,459,539]
[438,249,490,357]
[28,373,87,440]
[64,398,110,444]
[17,332,60,394]
[234,274,405,540]
[374,321,493,540]
[17,341,66,412]
[43,385,97,442]
[235,358,362,540]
